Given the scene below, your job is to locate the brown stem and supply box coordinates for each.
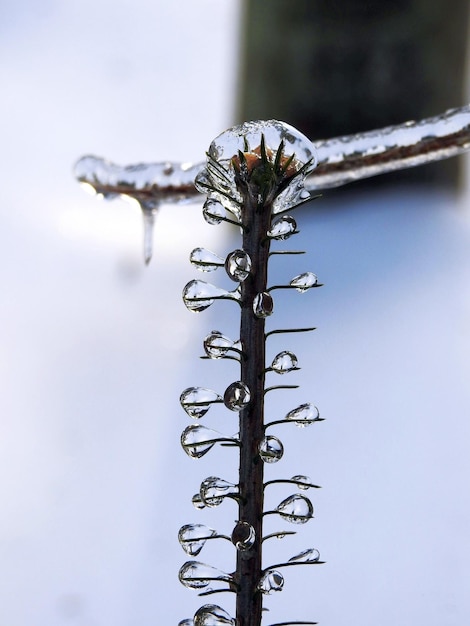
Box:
[235,195,272,626]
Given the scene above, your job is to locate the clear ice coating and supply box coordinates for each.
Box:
[193,604,236,626]
[182,280,241,313]
[178,524,217,556]
[180,387,222,419]
[285,403,320,427]
[223,381,251,411]
[190,248,224,272]
[290,272,318,292]
[178,561,234,590]
[181,424,238,459]
[74,155,203,264]
[276,494,314,524]
[258,570,285,595]
[271,351,299,374]
[253,292,274,318]
[291,474,314,490]
[231,521,256,551]
[200,476,238,507]
[203,330,240,359]
[288,547,321,563]
[76,106,470,219]
[225,249,252,282]
[259,435,284,463]
[267,215,298,240]
[195,120,317,216]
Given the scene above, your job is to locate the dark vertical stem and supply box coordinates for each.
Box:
[236,196,272,626]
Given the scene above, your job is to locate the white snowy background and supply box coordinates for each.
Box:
[1,1,469,625]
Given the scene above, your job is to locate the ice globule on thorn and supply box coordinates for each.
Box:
[285,403,321,427]
[258,570,285,595]
[193,604,236,626]
[182,280,241,313]
[200,476,238,507]
[276,494,314,524]
[203,330,241,360]
[270,351,299,374]
[178,561,235,590]
[178,524,218,556]
[180,387,222,419]
[231,521,256,551]
[259,436,284,463]
[190,248,224,272]
[181,424,239,459]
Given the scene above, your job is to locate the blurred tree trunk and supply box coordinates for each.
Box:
[237,0,470,190]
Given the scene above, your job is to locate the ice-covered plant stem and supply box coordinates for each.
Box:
[180,121,322,626]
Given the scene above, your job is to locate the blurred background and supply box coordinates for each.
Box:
[1,1,470,624]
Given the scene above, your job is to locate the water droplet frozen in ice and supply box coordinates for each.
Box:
[288,547,321,563]
[180,387,222,419]
[203,330,238,359]
[258,570,284,595]
[276,494,314,524]
[194,604,236,626]
[200,476,238,507]
[231,521,256,551]
[178,561,233,590]
[190,248,224,272]
[267,215,297,240]
[178,524,217,556]
[224,249,252,282]
[285,403,320,427]
[223,381,250,411]
[258,435,284,463]
[271,351,298,374]
[182,280,241,313]
[203,198,226,225]
[181,424,237,459]
[192,493,206,510]
[290,271,318,292]
[291,474,313,490]
[253,292,274,318]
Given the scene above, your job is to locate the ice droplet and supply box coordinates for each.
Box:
[192,493,206,510]
[180,387,222,419]
[178,619,194,626]
[253,292,274,318]
[290,272,318,292]
[288,547,321,563]
[231,521,256,551]
[178,524,217,556]
[223,381,250,411]
[194,604,236,626]
[291,474,313,490]
[178,561,233,590]
[203,330,238,359]
[267,215,297,240]
[190,248,224,272]
[285,403,320,427]
[259,436,284,463]
[225,249,252,282]
[181,424,237,459]
[276,494,314,524]
[258,570,285,595]
[271,351,298,374]
[182,280,241,313]
[200,476,238,507]
[203,198,226,225]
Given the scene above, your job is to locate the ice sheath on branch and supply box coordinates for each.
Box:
[178,121,323,626]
